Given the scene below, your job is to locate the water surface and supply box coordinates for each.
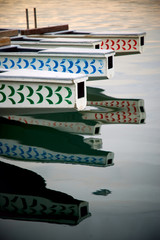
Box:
[0,0,160,239]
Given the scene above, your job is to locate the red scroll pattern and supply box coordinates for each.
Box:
[100,39,138,51]
[86,100,144,124]
[6,116,94,134]
[88,100,138,113]
[94,111,139,123]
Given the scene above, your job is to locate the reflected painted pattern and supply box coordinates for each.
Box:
[3,86,146,137]
[84,86,146,124]
[82,110,145,124]
[4,115,101,135]
[0,86,146,167]
[0,139,113,167]
[0,118,114,167]
[0,161,91,225]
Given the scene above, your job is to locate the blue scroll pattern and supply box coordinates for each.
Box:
[0,57,104,76]
[0,141,107,166]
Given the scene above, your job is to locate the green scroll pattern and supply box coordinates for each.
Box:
[0,83,73,105]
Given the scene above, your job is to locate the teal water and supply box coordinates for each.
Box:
[0,0,160,239]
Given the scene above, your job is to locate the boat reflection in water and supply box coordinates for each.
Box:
[0,117,114,167]
[0,161,91,225]
[4,86,146,131]
[86,87,146,124]
[0,86,146,225]
[0,86,146,167]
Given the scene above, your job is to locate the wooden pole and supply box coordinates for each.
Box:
[34,8,37,28]
[25,8,29,29]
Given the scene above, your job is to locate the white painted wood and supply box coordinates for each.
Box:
[11,36,101,49]
[34,30,146,55]
[0,46,115,79]
[0,69,87,115]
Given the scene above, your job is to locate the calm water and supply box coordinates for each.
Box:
[0,0,160,240]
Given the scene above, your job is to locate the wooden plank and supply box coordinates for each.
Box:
[21,24,69,35]
[0,37,11,47]
[0,29,19,38]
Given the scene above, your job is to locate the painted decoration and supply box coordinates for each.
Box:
[87,99,144,112]
[86,87,146,124]
[0,57,106,77]
[83,111,145,124]
[0,82,73,107]
[0,119,114,167]
[100,38,139,51]
[4,115,101,135]
[40,31,146,54]
[0,161,91,225]
[0,139,113,167]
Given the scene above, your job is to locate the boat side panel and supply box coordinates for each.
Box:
[0,56,110,78]
[0,81,76,108]
[35,33,145,54]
